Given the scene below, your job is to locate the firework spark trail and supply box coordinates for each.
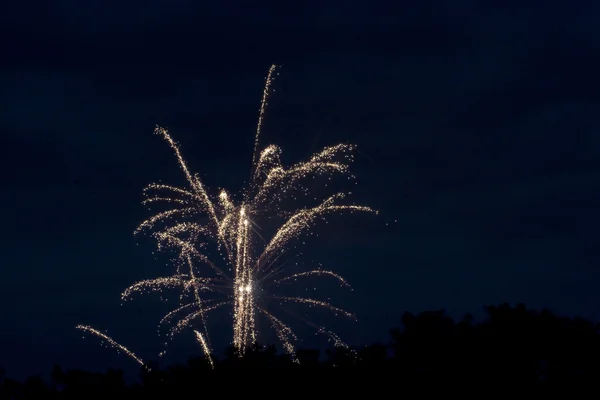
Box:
[160,303,196,324]
[121,276,189,300]
[170,301,230,337]
[274,296,357,320]
[160,222,212,238]
[274,269,351,288]
[153,233,230,279]
[194,330,214,369]
[142,196,191,206]
[153,127,229,257]
[76,325,147,368]
[279,307,351,350]
[134,208,197,234]
[258,194,375,269]
[251,147,355,206]
[78,64,376,366]
[316,326,349,349]
[144,183,196,198]
[251,64,278,176]
[184,253,215,357]
[259,307,297,361]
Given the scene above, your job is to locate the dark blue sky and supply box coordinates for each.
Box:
[2,0,600,378]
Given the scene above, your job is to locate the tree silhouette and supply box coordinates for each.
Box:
[1,303,600,397]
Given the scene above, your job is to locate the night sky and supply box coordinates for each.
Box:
[2,0,600,379]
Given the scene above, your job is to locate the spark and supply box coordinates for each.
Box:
[274,269,351,288]
[121,275,189,301]
[194,330,215,369]
[251,64,278,173]
[259,307,297,362]
[78,64,376,366]
[274,296,357,320]
[76,325,147,368]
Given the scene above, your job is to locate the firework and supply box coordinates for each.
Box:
[77,65,376,367]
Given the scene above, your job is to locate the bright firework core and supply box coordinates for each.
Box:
[239,284,252,292]
[76,64,376,366]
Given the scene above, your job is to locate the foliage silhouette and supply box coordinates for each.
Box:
[1,303,599,397]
